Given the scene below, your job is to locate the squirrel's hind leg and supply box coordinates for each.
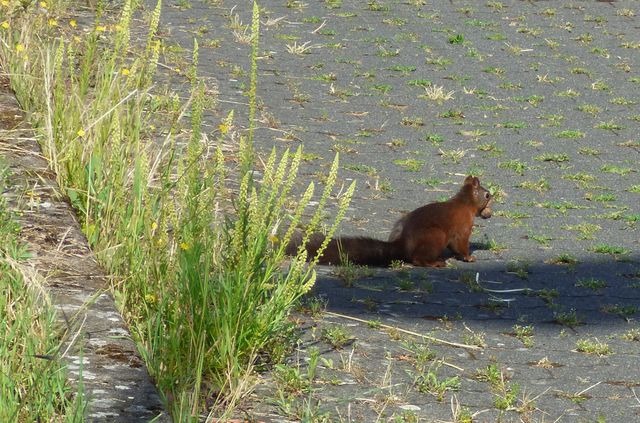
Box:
[409,230,447,267]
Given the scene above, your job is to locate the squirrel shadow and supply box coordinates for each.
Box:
[306,253,640,330]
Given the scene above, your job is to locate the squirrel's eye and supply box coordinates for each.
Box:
[484,192,491,199]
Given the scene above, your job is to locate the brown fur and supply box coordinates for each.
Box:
[287,176,493,267]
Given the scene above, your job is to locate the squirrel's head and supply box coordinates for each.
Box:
[463,176,493,219]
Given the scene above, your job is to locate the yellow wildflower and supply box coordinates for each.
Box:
[77,128,86,137]
[1,21,9,30]
[180,242,190,251]
[69,19,77,28]
[48,18,57,27]
[96,25,107,32]
[121,68,130,76]
[15,43,24,53]
[218,122,230,135]
[144,293,157,304]
[39,1,47,8]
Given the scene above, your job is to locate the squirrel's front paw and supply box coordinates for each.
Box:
[463,255,476,262]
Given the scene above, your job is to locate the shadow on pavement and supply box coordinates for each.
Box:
[311,252,640,328]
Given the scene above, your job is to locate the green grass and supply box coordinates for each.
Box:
[393,158,424,172]
[539,201,587,213]
[477,142,503,156]
[487,32,506,41]
[412,177,442,188]
[440,109,465,119]
[537,123,558,136]
[600,164,633,175]
[621,329,640,341]
[370,83,392,94]
[517,178,550,193]
[506,260,530,279]
[0,165,87,421]
[500,121,527,129]
[563,222,601,240]
[576,339,611,356]
[498,210,530,220]
[595,120,625,131]
[575,278,607,290]
[554,309,582,328]
[578,103,601,115]
[556,130,585,139]
[549,253,579,265]
[527,233,552,246]
[387,64,416,74]
[535,153,569,163]
[579,147,600,156]
[448,33,465,44]
[600,304,638,318]
[0,1,354,419]
[344,163,378,175]
[592,244,630,255]
[562,172,596,183]
[331,254,375,287]
[498,159,528,175]
[515,94,544,106]
[407,78,432,87]
[424,133,445,145]
[412,367,461,402]
[513,324,534,347]
[401,116,424,127]
[321,325,354,349]
[474,363,502,385]
[610,96,637,106]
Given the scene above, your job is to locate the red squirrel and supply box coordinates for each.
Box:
[287,175,493,267]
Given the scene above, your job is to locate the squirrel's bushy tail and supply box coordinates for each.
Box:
[286,232,404,266]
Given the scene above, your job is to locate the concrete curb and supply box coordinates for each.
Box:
[1,74,170,422]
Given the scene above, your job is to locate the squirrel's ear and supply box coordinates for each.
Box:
[464,175,479,186]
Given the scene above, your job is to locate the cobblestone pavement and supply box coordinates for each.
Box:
[150,0,640,421]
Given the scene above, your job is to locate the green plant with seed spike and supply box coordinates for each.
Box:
[246,0,260,166]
